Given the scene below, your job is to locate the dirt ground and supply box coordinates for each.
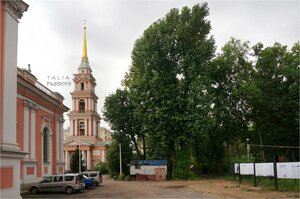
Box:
[22,175,300,198]
[169,179,300,198]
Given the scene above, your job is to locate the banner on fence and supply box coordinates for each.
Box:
[240,163,254,175]
[255,163,274,177]
[234,162,300,179]
[277,162,300,179]
[234,163,239,174]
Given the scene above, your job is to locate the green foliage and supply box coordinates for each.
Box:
[235,154,256,163]
[103,89,145,159]
[106,138,133,176]
[124,3,215,178]
[233,175,300,192]
[69,148,85,173]
[94,162,109,174]
[241,42,300,161]
[102,2,299,178]
[173,147,196,179]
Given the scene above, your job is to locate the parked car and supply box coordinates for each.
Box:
[29,173,85,194]
[81,171,102,186]
[83,175,96,188]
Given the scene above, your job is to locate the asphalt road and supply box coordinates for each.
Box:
[22,175,211,198]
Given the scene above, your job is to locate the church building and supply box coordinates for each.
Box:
[64,25,109,171]
[1,1,69,198]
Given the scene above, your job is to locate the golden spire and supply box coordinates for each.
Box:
[82,19,87,58]
[79,19,91,70]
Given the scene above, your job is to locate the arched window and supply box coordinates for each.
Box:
[78,121,85,136]
[79,99,85,112]
[43,127,49,163]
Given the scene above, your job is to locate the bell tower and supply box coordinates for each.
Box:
[68,24,101,137]
[64,23,109,171]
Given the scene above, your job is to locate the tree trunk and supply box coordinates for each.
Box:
[257,125,266,162]
[142,135,146,160]
[195,135,201,175]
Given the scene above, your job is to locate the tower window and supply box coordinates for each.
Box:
[78,121,85,136]
[79,99,85,112]
[81,83,84,90]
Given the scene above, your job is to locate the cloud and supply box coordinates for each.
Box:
[18,0,300,130]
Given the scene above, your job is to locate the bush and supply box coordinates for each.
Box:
[173,148,196,180]
[94,162,109,174]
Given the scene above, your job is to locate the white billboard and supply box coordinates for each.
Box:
[240,163,254,175]
[277,162,300,179]
[234,163,239,174]
[255,163,274,177]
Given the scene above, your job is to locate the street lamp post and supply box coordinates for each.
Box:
[246,138,250,159]
[119,143,122,176]
[78,133,81,173]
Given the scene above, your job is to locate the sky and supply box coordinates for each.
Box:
[17,0,300,130]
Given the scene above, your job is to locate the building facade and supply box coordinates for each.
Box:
[0,1,29,198]
[99,127,112,141]
[17,67,69,185]
[64,25,109,171]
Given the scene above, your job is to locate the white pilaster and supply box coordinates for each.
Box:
[56,120,59,161]
[30,107,36,159]
[65,150,70,170]
[85,119,87,135]
[75,119,78,135]
[89,98,91,110]
[85,99,88,111]
[89,118,92,136]
[93,119,96,136]
[75,98,78,111]
[87,149,91,170]
[2,7,18,150]
[70,119,73,135]
[101,150,105,162]
[60,121,63,161]
[90,99,93,111]
[49,133,52,175]
[23,102,29,158]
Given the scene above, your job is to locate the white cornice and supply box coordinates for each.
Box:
[17,76,69,112]
[18,94,54,115]
[4,0,29,21]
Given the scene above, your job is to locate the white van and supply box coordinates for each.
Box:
[81,171,102,185]
[29,173,85,194]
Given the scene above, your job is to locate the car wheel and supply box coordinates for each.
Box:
[30,187,38,194]
[92,181,96,187]
[65,186,73,194]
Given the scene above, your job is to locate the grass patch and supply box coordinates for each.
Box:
[228,175,299,192]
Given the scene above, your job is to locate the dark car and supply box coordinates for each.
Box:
[81,171,102,186]
[83,175,96,188]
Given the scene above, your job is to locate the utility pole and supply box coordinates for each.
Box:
[79,134,81,173]
[119,143,122,176]
[246,138,250,159]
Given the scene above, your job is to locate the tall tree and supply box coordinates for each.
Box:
[106,136,133,176]
[124,3,215,178]
[103,89,145,159]
[206,38,252,171]
[241,42,300,161]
